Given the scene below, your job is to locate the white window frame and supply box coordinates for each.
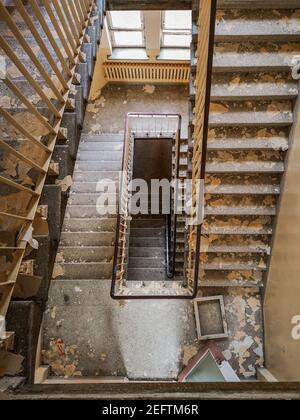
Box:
[107,11,145,48]
[161,10,191,49]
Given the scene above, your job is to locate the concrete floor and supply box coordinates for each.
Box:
[83,84,189,138]
[43,280,197,379]
[43,84,264,381]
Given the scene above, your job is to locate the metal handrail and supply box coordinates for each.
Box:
[111,113,184,299]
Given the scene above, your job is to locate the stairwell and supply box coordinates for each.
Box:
[2,1,299,384]
[127,215,166,282]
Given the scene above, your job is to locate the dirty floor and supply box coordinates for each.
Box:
[43,84,264,380]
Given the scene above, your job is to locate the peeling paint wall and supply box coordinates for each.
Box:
[264,81,300,381]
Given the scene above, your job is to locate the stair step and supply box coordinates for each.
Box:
[130,227,164,237]
[205,206,276,216]
[210,75,298,101]
[129,247,165,258]
[214,10,300,42]
[75,161,122,171]
[129,237,164,247]
[212,43,300,72]
[127,268,166,281]
[205,184,280,195]
[68,193,118,206]
[77,151,123,161]
[128,257,165,269]
[202,226,272,235]
[207,137,289,151]
[52,262,112,280]
[201,261,267,270]
[199,280,262,288]
[130,218,166,228]
[79,142,123,151]
[201,269,263,283]
[65,205,117,218]
[209,110,293,127]
[206,161,284,173]
[81,134,124,142]
[56,246,114,263]
[123,280,187,294]
[60,232,115,246]
[201,244,270,254]
[72,182,118,193]
[63,218,116,232]
[73,171,119,182]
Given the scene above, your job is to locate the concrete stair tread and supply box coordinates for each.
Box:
[210,79,298,100]
[60,232,115,246]
[205,184,280,195]
[72,182,118,193]
[199,280,263,287]
[130,227,164,235]
[201,268,262,279]
[214,9,300,41]
[68,193,118,205]
[209,110,293,126]
[205,206,276,216]
[127,267,166,281]
[65,206,117,218]
[206,161,284,173]
[81,134,124,142]
[73,171,119,181]
[63,218,116,232]
[201,245,270,254]
[207,138,289,150]
[202,226,273,234]
[211,47,300,72]
[77,151,123,161]
[75,161,122,170]
[201,262,266,270]
[79,142,123,151]
[128,257,165,269]
[52,262,112,280]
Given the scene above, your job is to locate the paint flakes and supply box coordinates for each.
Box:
[210,103,229,114]
[182,343,198,366]
[142,84,156,94]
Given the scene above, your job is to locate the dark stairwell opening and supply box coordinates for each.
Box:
[127,138,173,282]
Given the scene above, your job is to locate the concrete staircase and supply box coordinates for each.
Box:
[0,0,104,382]
[189,4,300,288]
[127,215,166,281]
[52,133,123,283]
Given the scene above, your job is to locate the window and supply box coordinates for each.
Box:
[108,11,144,47]
[162,10,191,48]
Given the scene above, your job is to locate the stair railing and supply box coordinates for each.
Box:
[166,119,181,278]
[111,113,190,299]
[0,0,96,329]
[185,0,217,295]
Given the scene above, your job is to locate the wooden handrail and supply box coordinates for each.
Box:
[186,0,217,295]
[111,113,190,299]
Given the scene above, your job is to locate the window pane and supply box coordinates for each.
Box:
[113,31,144,47]
[163,34,191,47]
[109,11,142,29]
[164,11,191,30]
[158,48,190,61]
